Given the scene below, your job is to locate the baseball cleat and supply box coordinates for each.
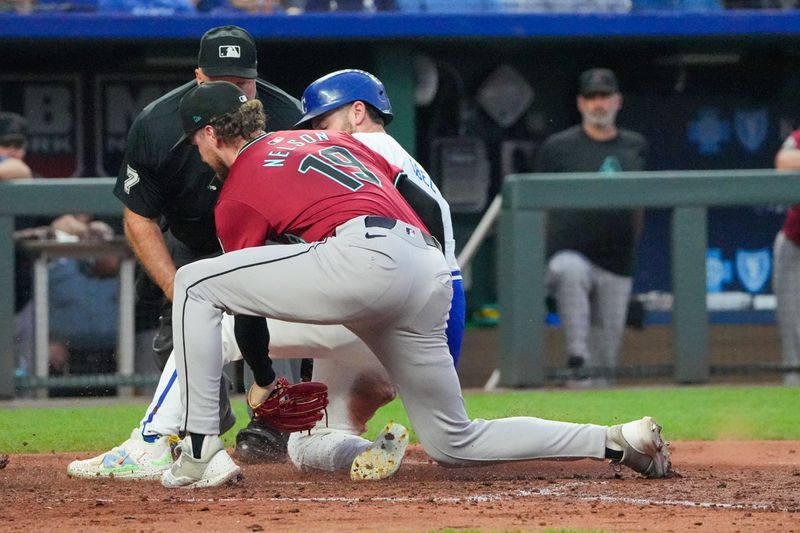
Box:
[161,434,241,489]
[350,422,409,481]
[607,416,672,478]
[67,428,177,480]
[234,419,289,464]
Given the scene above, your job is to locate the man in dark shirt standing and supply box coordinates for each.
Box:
[535,68,648,387]
[113,25,302,462]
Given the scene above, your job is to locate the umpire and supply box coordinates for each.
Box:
[113,25,302,462]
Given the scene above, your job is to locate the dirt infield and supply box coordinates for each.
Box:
[2,441,798,532]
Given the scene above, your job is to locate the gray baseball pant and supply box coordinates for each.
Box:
[773,231,800,384]
[172,216,607,465]
[546,251,632,375]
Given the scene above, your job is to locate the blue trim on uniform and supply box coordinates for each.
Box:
[141,369,178,440]
[446,277,466,367]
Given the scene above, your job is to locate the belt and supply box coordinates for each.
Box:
[364,216,442,251]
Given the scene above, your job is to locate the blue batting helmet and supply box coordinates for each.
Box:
[295,69,393,129]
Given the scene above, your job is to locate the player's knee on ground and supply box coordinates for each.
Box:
[348,370,396,433]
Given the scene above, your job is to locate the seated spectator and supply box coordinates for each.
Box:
[0,112,122,391]
[303,0,396,10]
[0,112,42,343]
[98,0,194,14]
[0,0,35,14]
[633,0,720,10]
[35,0,99,12]
[724,0,787,8]
[396,0,497,12]
[0,113,32,180]
[205,0,294,13]
[15,214,122,382]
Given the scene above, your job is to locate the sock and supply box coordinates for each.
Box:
[605,447,623,460]
[605,427,623,460]
[190,433,206,459]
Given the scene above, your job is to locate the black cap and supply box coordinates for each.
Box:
[198,25,258,79]
[578,68,619,96]
[172,81,249,150]
[0,112,27,142]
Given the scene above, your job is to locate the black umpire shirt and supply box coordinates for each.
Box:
[113,79,302,256]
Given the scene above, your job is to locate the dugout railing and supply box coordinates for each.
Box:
[497,169,800,388]
[1,171,798,398]
[0,178,127,399]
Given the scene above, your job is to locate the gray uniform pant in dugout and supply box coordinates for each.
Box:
[773,231,800,385]
[172,216,607,465]
[546,250,633,375]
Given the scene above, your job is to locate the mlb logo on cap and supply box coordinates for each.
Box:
[198,25,258,79]
[219,45,241,58]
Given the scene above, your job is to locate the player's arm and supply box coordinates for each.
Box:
[0,156,32,180]
[114,115,177,299]
[776,133,800,170]
[123,207,177,301]
[394,172,445,247]
[234,315,275,388]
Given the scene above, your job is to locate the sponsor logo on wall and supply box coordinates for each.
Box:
[733,109,769,154]
[94,75,185,176]
[707,247,772,294]
[735,248,771,294]
[0,75,83,177]
[687,107,770,156]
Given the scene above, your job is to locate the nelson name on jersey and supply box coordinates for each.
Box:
[262,131,331,167]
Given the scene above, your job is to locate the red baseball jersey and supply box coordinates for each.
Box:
[215,130,429,252]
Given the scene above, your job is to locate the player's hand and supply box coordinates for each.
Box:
[248,377,329,433]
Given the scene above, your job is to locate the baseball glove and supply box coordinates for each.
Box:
[249,377,329,433]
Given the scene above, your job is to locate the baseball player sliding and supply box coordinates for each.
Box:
[162,80,672,488]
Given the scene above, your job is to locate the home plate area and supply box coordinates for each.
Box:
[2,442,798,532]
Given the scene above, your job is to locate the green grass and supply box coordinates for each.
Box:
[1,385,798,454]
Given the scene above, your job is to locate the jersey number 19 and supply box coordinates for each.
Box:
[299,146,382,191]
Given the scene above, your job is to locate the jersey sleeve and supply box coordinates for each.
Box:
[784,129,800,150]
[112,115,166,219]
[216,199,271,253]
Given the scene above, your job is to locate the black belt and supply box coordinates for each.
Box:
[364,216,441,251]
